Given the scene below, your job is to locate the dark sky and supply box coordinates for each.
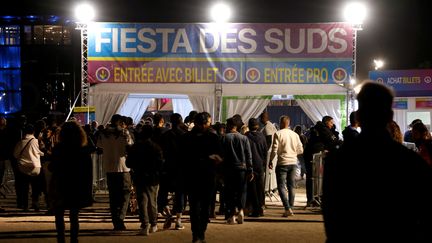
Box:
[3,0,432,80]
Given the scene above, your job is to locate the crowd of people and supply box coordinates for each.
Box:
[1,81,432,243]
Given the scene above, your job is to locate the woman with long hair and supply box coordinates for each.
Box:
[49,121,93,243]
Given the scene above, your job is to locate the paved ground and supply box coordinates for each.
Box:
[0,180,326,243]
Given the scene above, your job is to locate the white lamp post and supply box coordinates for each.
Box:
[374,59,384,70]
[210,2,232,23]
[67,3,95,123]
[343,2,367,118]
[209,2,232,122]
[75,3,95,107]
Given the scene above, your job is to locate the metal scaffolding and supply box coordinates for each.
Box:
[76,22,89,107]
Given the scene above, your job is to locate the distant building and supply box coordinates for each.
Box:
[0,15,80,121]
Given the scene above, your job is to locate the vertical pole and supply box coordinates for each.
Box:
[214,83,223,122]
[78,23,89,107]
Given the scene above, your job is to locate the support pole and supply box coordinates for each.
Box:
[76,22,89,107]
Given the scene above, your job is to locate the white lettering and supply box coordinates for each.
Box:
[156,28,175,53]
[238,28,257,54]
[172,28,192,53]
[285,29,305,54]
[328,28,347,53]
[137,28,156,53]
[120,28,137,53]
[199,28,220,53]
[307,28,327,53]
[95,28,111,52]
[221,29,237,53]
[264,28,283,54]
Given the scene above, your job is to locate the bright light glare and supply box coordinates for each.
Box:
[374,59,384,70]
[343,2,367,24]
[210,3,232,23]
[75,3,95,22]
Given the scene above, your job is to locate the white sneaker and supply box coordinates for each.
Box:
[237,210,244,224]
[227,216,237,225]
[150,224,158,233]
[138,225,149,236]
[282,208,294,217]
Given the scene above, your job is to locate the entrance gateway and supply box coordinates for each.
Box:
[86,22,354,130]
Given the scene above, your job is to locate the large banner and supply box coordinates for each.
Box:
[87,23,353,84]
[369,69,432,97]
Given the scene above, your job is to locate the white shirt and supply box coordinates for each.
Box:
[13,134,44,168]
[270,128,303,166]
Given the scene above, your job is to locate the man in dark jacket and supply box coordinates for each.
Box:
[126,124,164,236]
[342,111,360,144]
[303,116,342,206]
[245,118,268,217]
[322,81,432,242]
[222,117,253,224]
[182,112,223,243]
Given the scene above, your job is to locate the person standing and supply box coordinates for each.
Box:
[96,114,133,231]
[160,113,188,230]
[222,117,253,224]
[342,111,360,144]
[126,124,164,236]
[49,121,93,243]
[303,115,342,206]
[0,117,10,212]
[245,118,268,217]
[183,112,223,243]
[13,124,44,211]
[269,116,303,217]
[259,111,278,207]
[322,81,432,242]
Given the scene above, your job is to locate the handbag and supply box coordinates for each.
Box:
[17,138,40,176]
[128,183,138,215]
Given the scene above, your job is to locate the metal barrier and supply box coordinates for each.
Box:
[92,153,107,193]
[0,160,15,197]
[310,152,324,207]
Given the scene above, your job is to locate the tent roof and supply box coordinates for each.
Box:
[90,83,347,96]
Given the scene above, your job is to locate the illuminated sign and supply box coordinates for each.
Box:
[87,22,354,84]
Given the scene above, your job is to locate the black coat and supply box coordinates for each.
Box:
[322,130,432,242]
[49,144,93,209]
[246,131,268,173]
[126,138,164,186]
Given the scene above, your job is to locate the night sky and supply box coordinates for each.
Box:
[2,0,432,80]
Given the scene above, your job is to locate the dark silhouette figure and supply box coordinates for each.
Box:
[182,112,223,243]
[49,121,93,243]
[322,81,432,242]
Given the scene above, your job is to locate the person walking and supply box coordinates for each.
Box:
[49,121,93,243]
[322,81,432,242]
[160,113,188,230]
[269,116,303,217]
[245,118,268,217]
[96,114,133,231]
[126,124,164,236]
[222,117,253,224]
[182,112,223,243]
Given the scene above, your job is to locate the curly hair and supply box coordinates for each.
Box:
[58,121,88,147]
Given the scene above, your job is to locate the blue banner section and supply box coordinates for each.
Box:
[369,69,432,97]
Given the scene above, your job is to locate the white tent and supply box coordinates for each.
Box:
[90,82,348,131]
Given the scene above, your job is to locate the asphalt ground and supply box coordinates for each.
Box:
[0,180,326,243]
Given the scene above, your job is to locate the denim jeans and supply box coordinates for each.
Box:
[276,164,297,210]
[136,184,159,227]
